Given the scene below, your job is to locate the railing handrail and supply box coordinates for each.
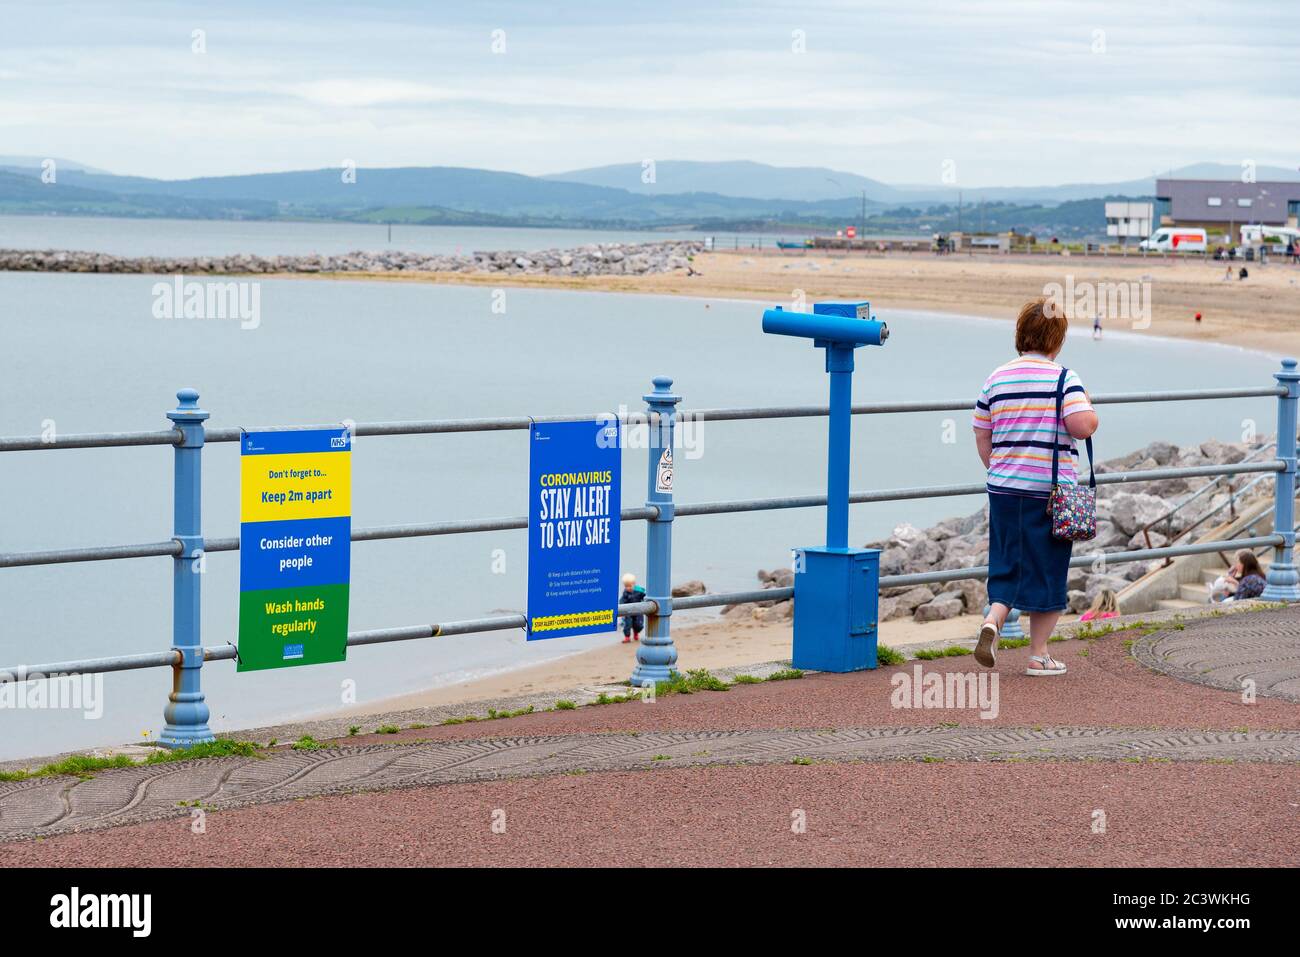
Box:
[1136,439,1280,541]
[0,460,1285,569]
[1,385,1287,452]
[1,532,1283,683]
[4,359,1298,748]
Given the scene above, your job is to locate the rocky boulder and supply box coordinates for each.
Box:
[914,597,963,622]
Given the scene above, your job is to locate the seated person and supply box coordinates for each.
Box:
[1210,550,1267,603]
[1080,588,1119,622]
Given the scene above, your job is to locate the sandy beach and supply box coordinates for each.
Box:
[293,249,1300,357]
[332,611,995,718]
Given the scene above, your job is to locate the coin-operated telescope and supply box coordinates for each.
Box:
[760,301,889,672]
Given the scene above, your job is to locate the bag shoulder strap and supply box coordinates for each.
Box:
[1052,367,1096,490]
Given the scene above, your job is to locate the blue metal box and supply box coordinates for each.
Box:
[792,547,881,672]
[811,300,871,319]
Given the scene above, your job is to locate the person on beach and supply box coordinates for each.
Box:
[1209,550,1267,603]
[971,297,1099,676]
[620,572,646,643]
[1080,588,1119,622]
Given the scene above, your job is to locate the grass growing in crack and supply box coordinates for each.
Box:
[291,735,323,751]
[998,638,1030,650]
[650,754,672,761]
[653,668,731,697]
[145,740,259,764]
[555,700,577,710]
[439,715,480,725]
[876,645,906,666]
[731,674,763,685]
[0,739,261,781]
[593,692,637,705]
[791,756,814,766]
[765,668,805,681]
[0,754,135,781]
[348,726,360,737]
[914,645,973,660]
[486,706,534,720]
[374,725,400,735]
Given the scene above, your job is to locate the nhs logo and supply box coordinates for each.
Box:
[330,435,349,449]
[283,644,304,660]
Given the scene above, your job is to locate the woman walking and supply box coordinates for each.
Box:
[971,298,1099,675]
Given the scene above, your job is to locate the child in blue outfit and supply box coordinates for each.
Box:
[620,572,646,643]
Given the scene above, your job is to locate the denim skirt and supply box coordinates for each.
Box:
[986,491,1073,613]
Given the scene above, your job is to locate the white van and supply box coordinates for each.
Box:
[1139,227,1207,252]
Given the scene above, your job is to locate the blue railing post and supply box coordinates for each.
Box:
[1262,358,1300,602]
[159,388,215,747]
[825,344,854,550]
[632,376,681,687]
[1000,607,1024,638]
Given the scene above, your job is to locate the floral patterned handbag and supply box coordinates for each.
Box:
[1047,367,1097,541]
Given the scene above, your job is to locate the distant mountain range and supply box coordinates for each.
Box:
[546,159,1300,204]
[1,156,1293,237]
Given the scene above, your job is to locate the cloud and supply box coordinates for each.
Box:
[1,0,1295,183]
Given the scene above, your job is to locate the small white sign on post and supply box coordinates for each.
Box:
[655,448,673,494]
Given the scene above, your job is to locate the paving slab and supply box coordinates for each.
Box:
[1,604,1297,864]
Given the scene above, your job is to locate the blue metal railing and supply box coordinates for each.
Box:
[2,360,1298,746]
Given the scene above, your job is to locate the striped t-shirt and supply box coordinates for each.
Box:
[972,354,1093,498]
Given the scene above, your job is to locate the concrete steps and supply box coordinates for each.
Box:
[1117,495,1277,615]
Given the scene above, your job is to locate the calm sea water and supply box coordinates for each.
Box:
[0,265,1280,759]
[0,215,767,258]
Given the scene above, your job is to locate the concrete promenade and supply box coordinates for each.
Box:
[2,605,1297,866]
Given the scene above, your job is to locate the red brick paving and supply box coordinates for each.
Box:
[3,623,1297,867]
[4,761,1296,867]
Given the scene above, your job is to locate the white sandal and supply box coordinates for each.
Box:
[1025,653,1066,677]
[974,621,998,668]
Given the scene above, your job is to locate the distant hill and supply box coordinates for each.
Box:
[545,160,900,203]
[0,164,882,225]
[3,157,1285,237]
[548,159,1299,205]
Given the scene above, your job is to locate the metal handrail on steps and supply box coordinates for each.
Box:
[1138,440,1282,561]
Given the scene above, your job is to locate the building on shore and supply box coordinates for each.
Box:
[1104,201,1154,245]
[1154,178,1300,242]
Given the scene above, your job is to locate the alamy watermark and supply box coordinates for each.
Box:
[0,668,104,719]
[890,664,999,719]
[152,275,261,329]
[595,406,705,459]
[1043,275,1150,329]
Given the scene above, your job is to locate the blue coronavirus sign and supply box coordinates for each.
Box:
[527,418,621,639]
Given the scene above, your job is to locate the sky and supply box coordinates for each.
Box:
[1,0,1297,186]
